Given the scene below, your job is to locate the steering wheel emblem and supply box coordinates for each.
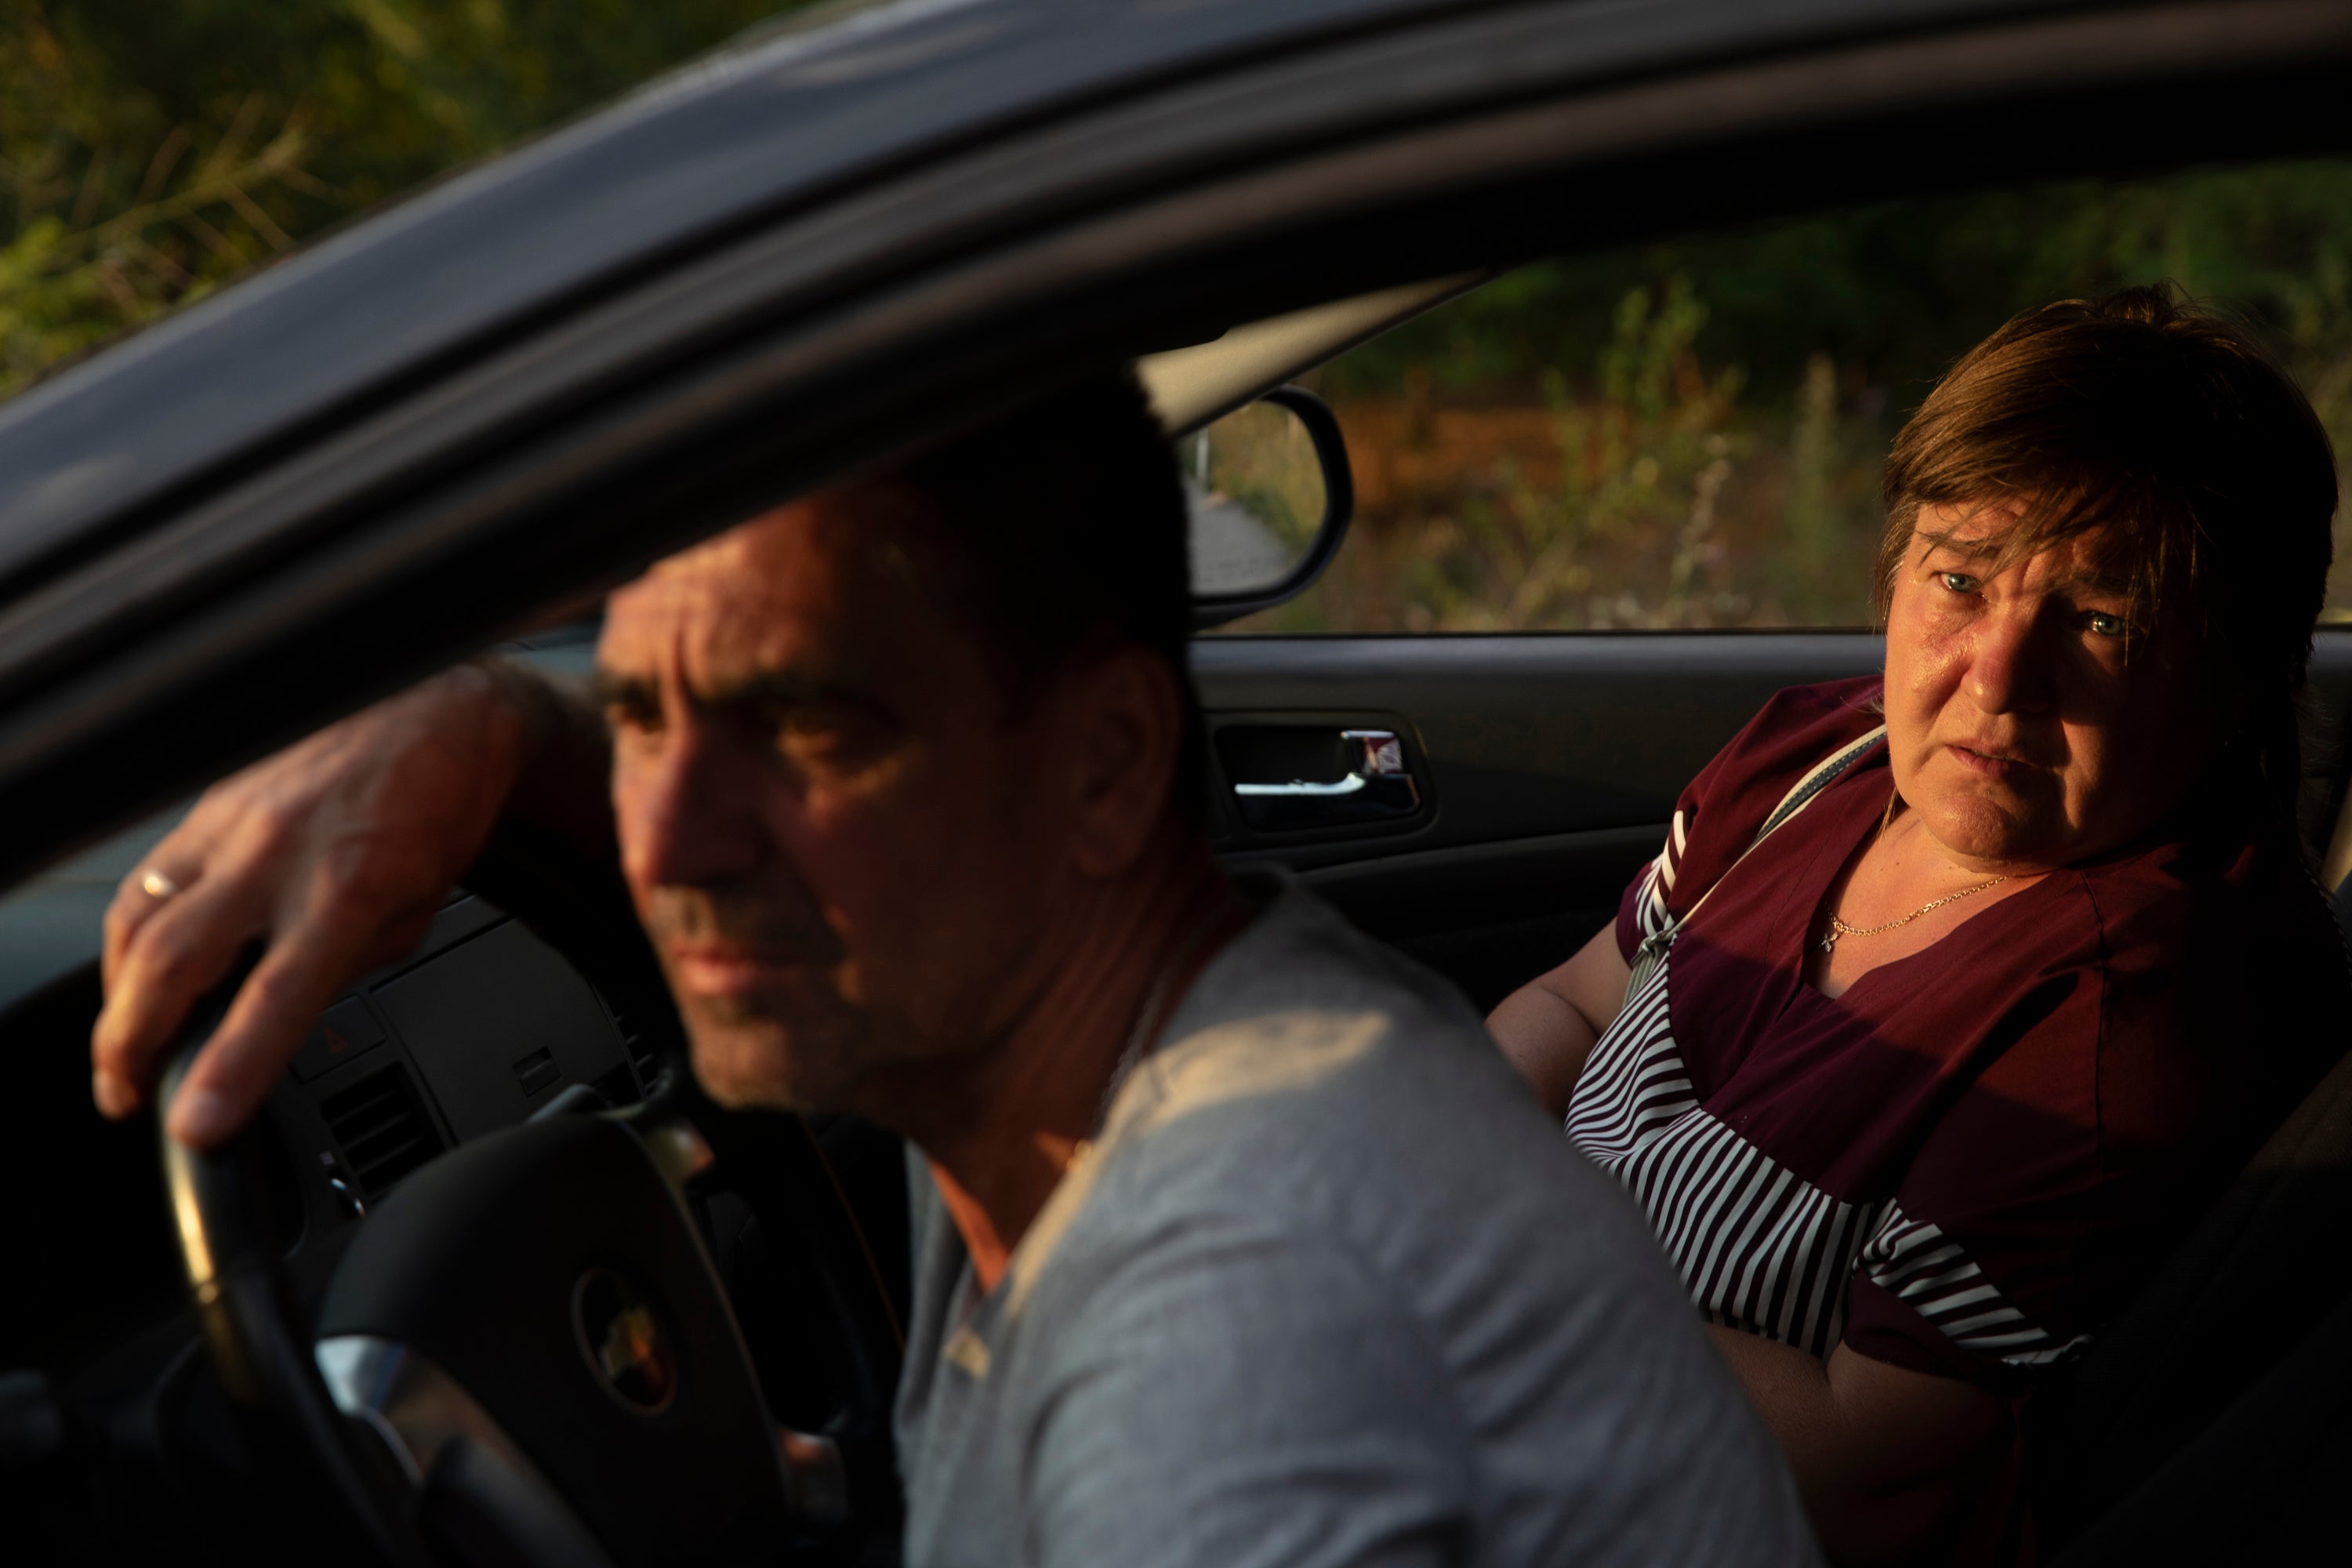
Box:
[572,1267,678,1415]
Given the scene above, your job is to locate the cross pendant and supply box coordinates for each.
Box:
[1818,928,1838,954]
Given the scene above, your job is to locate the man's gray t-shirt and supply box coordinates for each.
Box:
[895,884,1817,1567]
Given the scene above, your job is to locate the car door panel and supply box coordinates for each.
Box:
[1197,631,1882,1006]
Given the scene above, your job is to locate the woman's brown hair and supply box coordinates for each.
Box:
[1877,284,2339,827]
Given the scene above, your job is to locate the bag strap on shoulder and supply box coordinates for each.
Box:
[1625,724,1886,993]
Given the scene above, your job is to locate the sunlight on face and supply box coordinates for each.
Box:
[1881,500,2220,872]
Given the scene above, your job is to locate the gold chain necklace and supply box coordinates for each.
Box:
[1818,876,2007,953]
[1817,793,2007,955]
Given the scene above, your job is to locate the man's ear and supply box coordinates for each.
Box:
[1059,644,1182,880]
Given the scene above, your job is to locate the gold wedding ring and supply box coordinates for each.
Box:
[140,869,182,901]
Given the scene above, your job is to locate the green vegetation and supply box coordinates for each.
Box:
[0,0,805,397]
[1251,160,2352,633]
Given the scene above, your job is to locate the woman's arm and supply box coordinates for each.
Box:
[1708,1327,2004,1566]
[1486,924,1632,1119]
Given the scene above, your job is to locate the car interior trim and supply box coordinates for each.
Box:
[1137,272,1483,434]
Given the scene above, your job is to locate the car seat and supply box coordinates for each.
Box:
[2033,820,2352,1560]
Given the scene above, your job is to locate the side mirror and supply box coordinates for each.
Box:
[1185,385,1352,629]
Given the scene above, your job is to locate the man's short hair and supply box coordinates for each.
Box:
[895,370,1206,815]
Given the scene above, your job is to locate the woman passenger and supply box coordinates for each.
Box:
[1489,286,2348,1566]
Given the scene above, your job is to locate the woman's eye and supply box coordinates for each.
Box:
[2087,612,2126,639]
[1939,572,1980,593]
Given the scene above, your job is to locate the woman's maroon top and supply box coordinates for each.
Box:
[1565,676,2346,1562]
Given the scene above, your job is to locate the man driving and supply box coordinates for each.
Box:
[89,374,1814,1566]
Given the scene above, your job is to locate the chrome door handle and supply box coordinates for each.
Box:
[1233,774,1367,799]
[1227,729,1420,830]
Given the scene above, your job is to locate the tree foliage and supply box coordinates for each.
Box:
[1327,162,2352,420]
[0,0,804,397]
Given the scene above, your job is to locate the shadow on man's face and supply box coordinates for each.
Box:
[594,487,1075,1115]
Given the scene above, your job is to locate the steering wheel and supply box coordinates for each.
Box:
[155,827,904,1566]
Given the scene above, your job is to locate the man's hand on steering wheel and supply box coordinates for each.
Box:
[91,663,567,1149]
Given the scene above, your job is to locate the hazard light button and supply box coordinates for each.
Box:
[291,999,388,1084]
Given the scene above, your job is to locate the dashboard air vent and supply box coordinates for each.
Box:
[625,1031,669,1098]
[321,1065,444,1196]
[595,990,670,1098]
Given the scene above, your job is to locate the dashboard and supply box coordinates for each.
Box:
[2,884,660,1326]
[0,882,684,1555]
[272,891,661,1230]
[1,632,631,1379]
[0,852,909,1562]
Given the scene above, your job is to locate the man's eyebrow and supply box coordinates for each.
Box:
[590,666,882,712]
[703,669,881,710]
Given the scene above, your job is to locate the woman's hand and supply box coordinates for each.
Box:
[1709,1327,2004,1566]
[1486,923,1630,1118]
[89,661,606,1149]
